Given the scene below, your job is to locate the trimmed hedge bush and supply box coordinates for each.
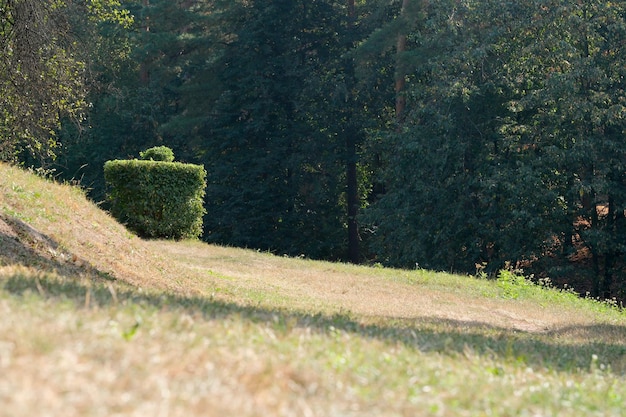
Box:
[104,159,207,239]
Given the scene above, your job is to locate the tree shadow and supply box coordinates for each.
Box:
[0,214,114,281]
[3,267,626,375]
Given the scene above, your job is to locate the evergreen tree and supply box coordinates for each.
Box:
[58,0,204,201]
[185,0,347,258]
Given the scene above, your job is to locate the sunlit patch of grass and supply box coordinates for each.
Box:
[490,268,626,325]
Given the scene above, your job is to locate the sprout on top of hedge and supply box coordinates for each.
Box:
[140,146,175,162]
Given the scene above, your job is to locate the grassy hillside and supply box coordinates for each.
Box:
[1,162,626,416]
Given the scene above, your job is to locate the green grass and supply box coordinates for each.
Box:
[2,162,626,416]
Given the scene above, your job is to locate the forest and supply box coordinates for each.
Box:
[2,0,626,300]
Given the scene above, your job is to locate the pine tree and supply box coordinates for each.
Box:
[184,0,348,258]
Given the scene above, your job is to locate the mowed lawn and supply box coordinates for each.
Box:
[1,162,626,416]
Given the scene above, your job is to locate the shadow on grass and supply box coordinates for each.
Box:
[2,269,626,374]
[0,214,115,282]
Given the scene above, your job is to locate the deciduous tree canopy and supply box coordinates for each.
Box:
[0,0,131,163]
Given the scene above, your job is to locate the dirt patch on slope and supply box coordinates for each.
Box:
[149,241,576,334]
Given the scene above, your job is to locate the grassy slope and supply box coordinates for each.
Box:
[1,162,626,416]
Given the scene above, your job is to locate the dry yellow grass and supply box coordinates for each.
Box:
[2,162,626,417]
[147,239,611,336]
[0,163,198,294]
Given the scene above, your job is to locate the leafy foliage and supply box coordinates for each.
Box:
[362,0,626,299]
[104,159,207,239]
[140,146,175,162]
[57,0,200,202]
[0,0,131,164]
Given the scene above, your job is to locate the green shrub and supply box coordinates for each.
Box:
[139,146,175,162]
[104,159,206,239]
[497,268,533,299]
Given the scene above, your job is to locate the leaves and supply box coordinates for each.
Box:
[0,0,132,164]
[104,159,207,239]
[363,0,626,297]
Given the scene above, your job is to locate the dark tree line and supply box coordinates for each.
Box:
[364,0,626,299]
[4,0,626,299]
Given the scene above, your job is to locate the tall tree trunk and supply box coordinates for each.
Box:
[563,176,576,257]
[601,194,615,299]
[581,164,601,297]
[140,0,151,84]
[346,128,359,263]
[395,0,411,121]
[345,0,359,263]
